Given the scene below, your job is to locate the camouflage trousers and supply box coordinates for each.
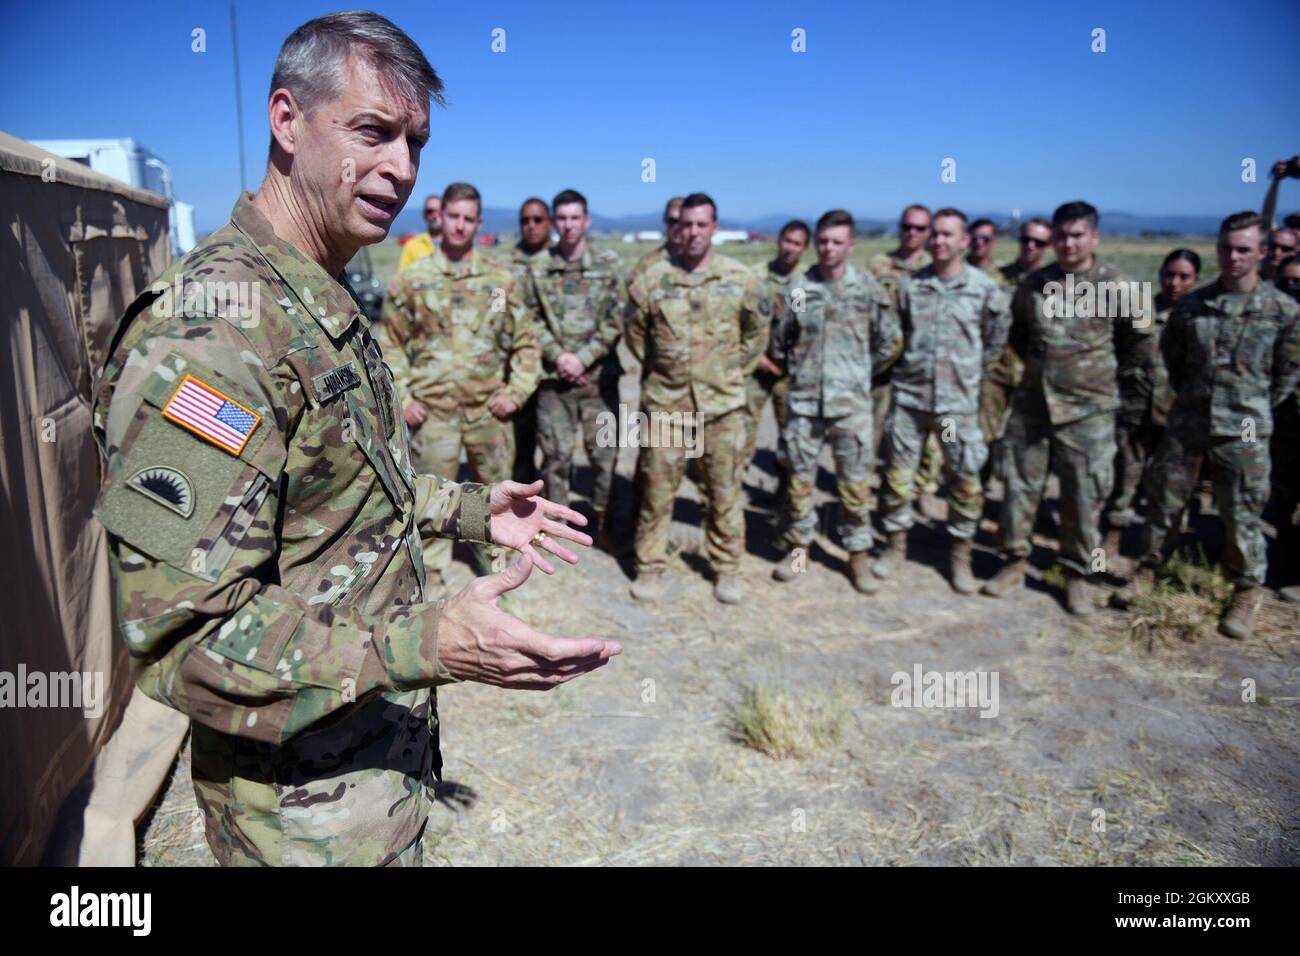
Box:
[742,369,790,473]
[999,408,1115,576]
[882,407,986,540]
[779,407,875,553]
[1141,422,1270,588]
[634,406,746,575]
[410,406,512,579]
[871,379,892,460]
[978,349,1024,479]
[190,688,436,866]
[1108,417,1164,519]
[537,374,619,514]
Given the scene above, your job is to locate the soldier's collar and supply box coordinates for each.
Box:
[1049,258,1105,281]
[544,245,592,272]
[892,249,929,268]
[229,192,365,340]
[670,253,727,284]
[433,245,489,278]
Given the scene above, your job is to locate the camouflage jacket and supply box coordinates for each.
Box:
[769,263,903,418]
[980,260,1037,388]
[892,264,1011,415]
[523,245,624,379]
[1008,259,1157,425]
[379,247,540,417]
[967,258,1010,288]
[868,249,930,385]
[624,252,769,418]
[1121,295,1178,427]
[628,243,671,283]
[759,258,803,296]
[998,259,1035,289]
[869,248,932,298]
[1162,278,1300,438]
[91,193,493,866]
[508,241,551,283]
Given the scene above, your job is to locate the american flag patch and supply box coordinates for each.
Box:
[161,375,261,456]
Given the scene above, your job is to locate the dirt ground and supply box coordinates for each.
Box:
[140,384,1300,867]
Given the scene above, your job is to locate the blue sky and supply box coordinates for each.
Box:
[3,0,1296,231]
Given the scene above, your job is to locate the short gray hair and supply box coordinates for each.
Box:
[270,11,445,121]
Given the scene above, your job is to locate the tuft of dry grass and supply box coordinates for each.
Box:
[1124,547,1233,646]
[729,683,846,759]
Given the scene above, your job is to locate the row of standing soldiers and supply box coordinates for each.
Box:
[384,187,1300,640]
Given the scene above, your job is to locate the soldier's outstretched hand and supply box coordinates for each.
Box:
[437,555,621,688]
[488,479,593,574]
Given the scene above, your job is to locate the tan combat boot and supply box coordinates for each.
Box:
[871,530,907,580]
[1219,587,1263,640]
[772,548,802,583]
[981,556,1027,598]
[849,551,880,594]
[714,573,742,605]
[949,538,977,595]
[1064,569,1096,617]
[629,570,665,603]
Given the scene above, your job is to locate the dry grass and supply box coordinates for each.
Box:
[1124,547,1234,647]
[729,683,847,759]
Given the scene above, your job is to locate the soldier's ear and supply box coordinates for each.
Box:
[267,88,301,157]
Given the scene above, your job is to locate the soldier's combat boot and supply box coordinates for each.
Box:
[981,556,1026,598]
[871,530,907,580]
[714,573,742,605]
[629,570,665,603]
[1064,569,1096,617]
[949,538,977,595]
[849,551,879,595]
[1219,586,1263,640]
[772,548,802,583]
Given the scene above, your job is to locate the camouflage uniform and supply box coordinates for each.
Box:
[507,242,552,483]
[977,260,1031,451]
[629,243,672,282]
[624,252,769,575]
[998,259,1156,575]
[524,245,624,513]
[881,265,1011,540]
[92,193,493,866]
[1107,294,1178,521]
[868,249,931,460]
[741,259,799,473]
[770,264,903,552]
[378,247,539,579]
[1141,280,1300,587]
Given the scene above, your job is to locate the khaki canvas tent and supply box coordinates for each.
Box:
[1,131,189,865]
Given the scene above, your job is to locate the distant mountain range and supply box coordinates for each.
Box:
[389,207,1226,239]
